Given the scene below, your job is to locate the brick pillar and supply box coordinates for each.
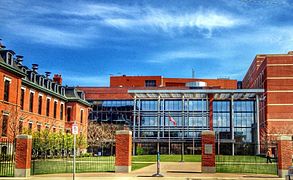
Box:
[115,130,132,173]
[15,135,32,177]
[201,130,216,173]
[208,94,214,130]
[277,135,293,178]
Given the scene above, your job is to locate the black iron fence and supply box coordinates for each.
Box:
[0,139,15,177]
[31,138,115,175]
[216,143,278,175]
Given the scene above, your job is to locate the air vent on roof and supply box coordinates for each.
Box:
[288,51,293,55]
[186,81,207,89]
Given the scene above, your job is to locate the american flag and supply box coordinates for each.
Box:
[168,114,176,126]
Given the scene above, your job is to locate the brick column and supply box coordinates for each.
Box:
[15,135,32,177]
[115,130,132,173]
[201,130,216,173]
[277,135,293,178]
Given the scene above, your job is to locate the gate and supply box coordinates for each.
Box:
[216,143,278,175]
[0,139,15,177]
[31,138,115,175]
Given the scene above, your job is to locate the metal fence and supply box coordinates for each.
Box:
[31,139,115,175]
[216,143,278,175]
[0,139,15,177]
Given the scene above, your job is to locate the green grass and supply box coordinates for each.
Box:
[31,157,115,175]
[133,155,279,175]
[0,162,15,177]
[216,164,277,174]
[132,155,201,162]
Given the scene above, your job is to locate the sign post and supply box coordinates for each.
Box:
[72,122,78,180]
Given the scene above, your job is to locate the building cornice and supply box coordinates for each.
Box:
[0,61,26,77]
[22,79,67,101]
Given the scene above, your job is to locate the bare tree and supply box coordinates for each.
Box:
[87,121,123,155]
[0,104,29,141]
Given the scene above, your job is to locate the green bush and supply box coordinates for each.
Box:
[81,152,92,157]
[136,146,144,155]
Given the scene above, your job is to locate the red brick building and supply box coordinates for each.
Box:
[242,51,293,143]
[0,44,90,145]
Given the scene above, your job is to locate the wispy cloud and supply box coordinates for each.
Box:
[0,0,245,47]
[148,49,214,63]
[6,23,95,47]
[96,6,244,37]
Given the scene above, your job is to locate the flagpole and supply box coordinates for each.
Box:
[168,112,171,155]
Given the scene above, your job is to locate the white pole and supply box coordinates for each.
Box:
[73,122,77,180]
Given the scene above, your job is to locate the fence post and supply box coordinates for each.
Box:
[201,130,216,173]
[14,134,32,177]
[115,130,132,173]
[277,135,293,178]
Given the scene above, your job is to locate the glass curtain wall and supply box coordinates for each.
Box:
[89,100,134,124]
[135,99,209,141]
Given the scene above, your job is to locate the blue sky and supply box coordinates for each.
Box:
[1,0,292,86]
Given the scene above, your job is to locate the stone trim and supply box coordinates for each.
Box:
[16,135,32,139]
[116,130,132,135]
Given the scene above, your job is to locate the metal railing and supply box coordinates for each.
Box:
[0,139,15,177]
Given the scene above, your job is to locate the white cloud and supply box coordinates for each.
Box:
[148,49,215,63]
[6,23,95,48]
[102,7,244,36]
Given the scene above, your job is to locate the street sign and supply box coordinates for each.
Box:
[72,124,78,135]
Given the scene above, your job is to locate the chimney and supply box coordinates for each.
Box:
[16,55,23,65]
[288,51,293,55]
[45,72,51,78]
[0,39,6,49]
[32,64,38,72]
[53,74,62,85]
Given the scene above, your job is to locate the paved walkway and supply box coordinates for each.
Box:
[0,162,282,180]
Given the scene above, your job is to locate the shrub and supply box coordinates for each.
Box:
[136,146,144,155]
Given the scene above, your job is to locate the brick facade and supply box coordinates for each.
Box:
[242,53,293,146]
[0,46,90,143]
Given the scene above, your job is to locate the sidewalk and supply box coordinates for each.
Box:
[0,162,282,180]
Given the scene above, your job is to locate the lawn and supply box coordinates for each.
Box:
[132,154,201,162]
[132,154,279,175]
[31,156,154,175]
[0,162,14,177]
[31,157,115,175]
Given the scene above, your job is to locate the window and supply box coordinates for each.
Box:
[29,92,34,112]
[53,101,57,118]
[1,115,8,137]
[3,79,10,101]
[19,121,23,134]
[53,127,56,133]
[145,80,156,87]
[38,95,42,115]
[80,109,84,123]
[67,107,71,122]
[20,89,25,110]
[28,123,32,133]
[46,98,50,116]
[60,104,64,120]
[7,52,13,65]
[37,124,41,132]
